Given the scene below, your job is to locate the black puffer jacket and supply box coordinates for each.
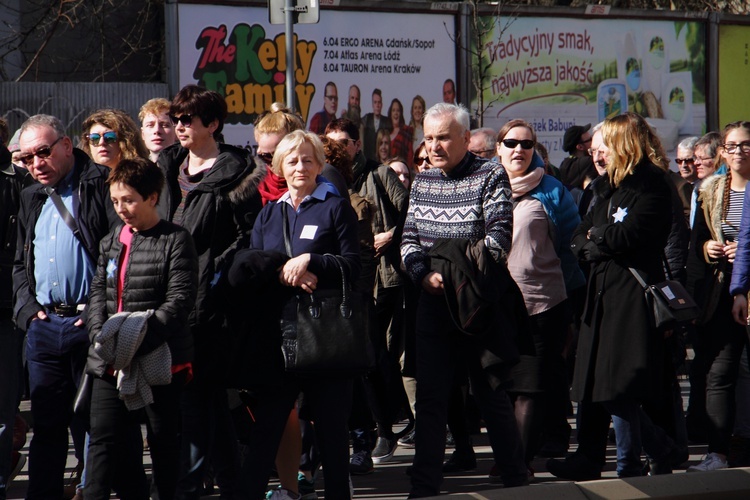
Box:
[13,149,119,330]
[85,221,198,377]
[157,143,265,328]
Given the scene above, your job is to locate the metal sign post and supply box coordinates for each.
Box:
[268,0,320,112]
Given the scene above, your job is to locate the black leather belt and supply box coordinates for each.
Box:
[45,304,82,317]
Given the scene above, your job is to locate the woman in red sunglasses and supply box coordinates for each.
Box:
[80,109,149,168]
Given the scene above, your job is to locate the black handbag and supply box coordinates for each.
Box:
[628,263,700,329]
[279,204,374,374]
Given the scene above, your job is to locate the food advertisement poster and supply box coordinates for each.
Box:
[177,3,457,150]
[473,16,706,164]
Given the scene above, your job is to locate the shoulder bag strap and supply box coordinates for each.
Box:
[628,267,649,290]
[44,186,95,264]
[281,202,293,257]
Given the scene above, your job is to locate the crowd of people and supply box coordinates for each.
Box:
[0,85,749,500]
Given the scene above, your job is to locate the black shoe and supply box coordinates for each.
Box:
[537,441,568,458]
[398,429,416,448]
[442,450,477,474]
[372,436,398,464]
[546,454,601,481]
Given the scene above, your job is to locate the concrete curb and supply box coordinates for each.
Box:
[431,467,750,499]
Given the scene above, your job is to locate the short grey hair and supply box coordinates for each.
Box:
[695,131,722,159]
[19,114,66,141]
[470,127,497,150]
[677,136,699,152]
[424,103,470,134]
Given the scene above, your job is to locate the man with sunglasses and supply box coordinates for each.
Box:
[309,81,338,134]
[13,114,118,499]
[468,127,497,160]
[401,103,527,497]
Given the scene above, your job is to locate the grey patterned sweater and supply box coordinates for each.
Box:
[400,152,513,285]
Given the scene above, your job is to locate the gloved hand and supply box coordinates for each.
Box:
[580,240,604,262]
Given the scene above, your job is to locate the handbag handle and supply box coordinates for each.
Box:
[280,203,352,319]
[325,253,352,319]
[281,202,293,257]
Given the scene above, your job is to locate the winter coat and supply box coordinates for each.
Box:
[85,221,198,377]
[157,143,264,330]
[569,162,672,403]
[730,187,750,297]
[13,149,119,330]
[357,160,409,288]
[686,174,732,323]
[0,150,33,309]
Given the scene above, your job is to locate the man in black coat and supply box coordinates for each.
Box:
[13,114,118,499]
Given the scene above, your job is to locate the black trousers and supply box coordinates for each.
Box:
[235,375,354,499]
[409,293,526,498]
[85,371,184,500]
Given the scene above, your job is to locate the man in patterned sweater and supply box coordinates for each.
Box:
[401,103,527,497]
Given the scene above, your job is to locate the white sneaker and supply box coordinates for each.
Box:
[687,452,729,472]
[267,488,301,499]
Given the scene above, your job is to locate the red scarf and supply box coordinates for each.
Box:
[258,169,288,205]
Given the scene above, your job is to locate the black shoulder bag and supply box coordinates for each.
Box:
[628,257,700,329]
[279,203,374,374]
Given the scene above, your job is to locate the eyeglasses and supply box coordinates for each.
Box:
[86,131,118,146]
[674,157,695,165]
[579,137,592,145]
[694,155,713,163]
[416,155,430,165]
[723,142,750,154]
[588,148,607,157]
[18,137,64,167]
[325,95,338,101]
[257,152,274,165]
[169,114,195,127]
[470,149,495,155]
[501,139,535,150]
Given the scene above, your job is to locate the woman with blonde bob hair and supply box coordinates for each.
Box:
[232,129,361,499]
[550,112,673,480]
[80,108,149,168]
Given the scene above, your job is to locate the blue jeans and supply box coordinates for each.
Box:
[0,313,23,500]
[606,399,643,477]
[25,314,89,499]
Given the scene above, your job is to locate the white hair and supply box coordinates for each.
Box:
[424,103,470,133]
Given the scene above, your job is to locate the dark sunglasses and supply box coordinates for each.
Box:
[501,139,535,150]
[169,114,195,127]
[674,157,695,165]
[257,152,274,165]
[86,131,118,146]
[18,137,63,166]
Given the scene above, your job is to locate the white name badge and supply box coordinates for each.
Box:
[300,225,318,240]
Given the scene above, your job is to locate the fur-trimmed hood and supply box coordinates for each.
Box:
[697,173,727,244]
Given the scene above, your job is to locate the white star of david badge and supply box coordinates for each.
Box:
[612,206,628,223]
[106,259,118,278]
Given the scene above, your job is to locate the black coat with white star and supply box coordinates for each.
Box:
[570,161,672,403]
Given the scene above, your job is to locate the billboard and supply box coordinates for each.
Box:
[473,15,707,165]
[718,24,750,127]
[177,4,457,151]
